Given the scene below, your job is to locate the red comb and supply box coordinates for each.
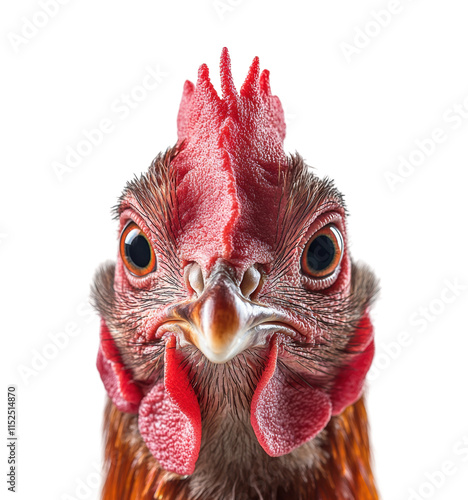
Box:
[173,48,288,264]
[176,47,286,174]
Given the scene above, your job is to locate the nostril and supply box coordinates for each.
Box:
[240,266,261,299]
[185,263,205,297]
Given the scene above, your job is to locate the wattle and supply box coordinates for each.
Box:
[96,315,374,475]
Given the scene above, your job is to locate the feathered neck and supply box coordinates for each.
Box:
[100,396,378,500]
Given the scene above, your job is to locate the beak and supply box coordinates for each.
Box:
[172,261,269,363]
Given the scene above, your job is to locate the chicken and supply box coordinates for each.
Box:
[92,48,379,500]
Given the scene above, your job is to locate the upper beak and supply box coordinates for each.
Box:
[171,261,271,363]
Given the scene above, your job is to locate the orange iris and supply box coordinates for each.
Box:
[119,222,156,277]
[301,224,343,278]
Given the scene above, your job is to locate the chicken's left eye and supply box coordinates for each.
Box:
[120,222,156,277]
[301,224,343,279]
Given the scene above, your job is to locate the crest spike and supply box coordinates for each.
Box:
[240,56,260,99]
[195,63,222,110]
[259,69,272,96]
[220,47,237,101]
[196,63,216,97]
[176,80,195,140]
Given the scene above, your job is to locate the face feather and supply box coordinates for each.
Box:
[93,48,378,483]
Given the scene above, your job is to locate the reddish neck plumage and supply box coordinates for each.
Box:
[100,396,379,500]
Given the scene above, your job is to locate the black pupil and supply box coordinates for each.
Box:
[125,229,151,269]
[307,235,335,272]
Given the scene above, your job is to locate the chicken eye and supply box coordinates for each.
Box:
[301,224,343,278]
[120,222,156,277]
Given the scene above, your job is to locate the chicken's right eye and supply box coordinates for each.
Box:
[120,222,156,277]
[301,224,343,279]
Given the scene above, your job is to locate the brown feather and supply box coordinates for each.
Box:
[100,396,378,500]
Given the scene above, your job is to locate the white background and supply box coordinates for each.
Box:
[1,1,468,499]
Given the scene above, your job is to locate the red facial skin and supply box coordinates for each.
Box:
[96,48,375,476]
